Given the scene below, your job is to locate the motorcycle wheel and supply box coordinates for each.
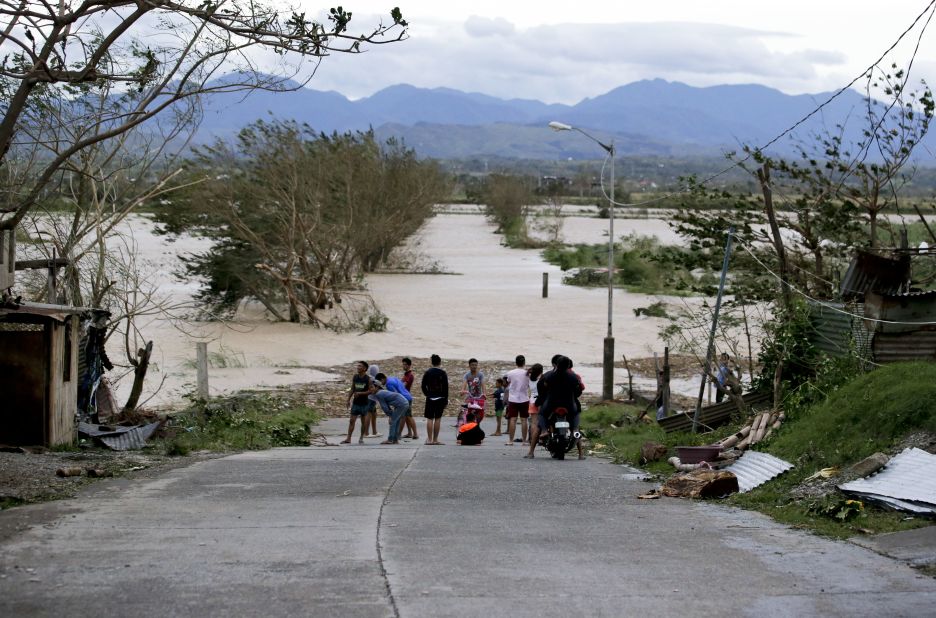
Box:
[556,444,565,460]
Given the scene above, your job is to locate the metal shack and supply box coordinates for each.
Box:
[0,301,93,446]
[865,290,936,363]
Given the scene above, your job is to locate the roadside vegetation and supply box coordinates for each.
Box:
[161,390,321,456]
[582,361,936,539]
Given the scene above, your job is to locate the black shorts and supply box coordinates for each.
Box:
[424,398,448,420]
[506,401,529,419]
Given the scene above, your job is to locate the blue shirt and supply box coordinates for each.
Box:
[384,376,413,402]
[716,363,730,386]
[369,389,409,414]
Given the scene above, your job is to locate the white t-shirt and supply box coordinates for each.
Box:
[506,367,530,403]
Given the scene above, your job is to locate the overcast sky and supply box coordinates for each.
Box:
[294,0,936,104]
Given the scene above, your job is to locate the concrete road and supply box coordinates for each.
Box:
[1,418,935,617]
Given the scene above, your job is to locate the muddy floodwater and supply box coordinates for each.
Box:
[114,210,702,409]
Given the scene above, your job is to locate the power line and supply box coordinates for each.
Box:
[731,232,936,326]
[593,0,936,209]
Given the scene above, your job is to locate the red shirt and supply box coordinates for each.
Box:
[402,369,414,391]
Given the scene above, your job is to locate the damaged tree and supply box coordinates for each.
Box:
[163,121,449,326]
[0,2,409,231]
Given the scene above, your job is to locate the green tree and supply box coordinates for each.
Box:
[162,120,449,326]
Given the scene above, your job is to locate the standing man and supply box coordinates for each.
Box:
[421,354,448,445]
[400,358,419,440]
[341,361,371,445]
[366,363,381,437]
[715,353,730,403]
[505,354,530,445]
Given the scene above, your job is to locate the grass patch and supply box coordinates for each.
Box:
[585,363,936,538]
[581,402,734,475]
[728,361,936,537]
[161,390,320,455]
[0,497,26,510]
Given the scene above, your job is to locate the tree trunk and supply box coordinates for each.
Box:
[122,340,153,413]
[757,163,793,311]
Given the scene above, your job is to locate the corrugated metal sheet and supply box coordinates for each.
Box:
[723,451,793,492]
[873,331,936,363]
[840,251,909,299]
[807,300,873,361]
[78,421,161,450]
[865,290,936,334]
[0,301,103,323]
[839,447,936,514]
[657,391,771,433]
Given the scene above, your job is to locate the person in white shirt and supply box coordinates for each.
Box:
[504,355,530,445]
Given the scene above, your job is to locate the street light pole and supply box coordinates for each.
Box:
[549,121,616,401]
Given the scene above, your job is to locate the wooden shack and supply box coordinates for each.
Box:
[0,302,88,446]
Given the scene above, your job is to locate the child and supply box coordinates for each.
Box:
[457,412,485,446]
[492,377,506,436]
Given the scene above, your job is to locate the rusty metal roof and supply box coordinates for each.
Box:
[840,447,936,514]
[873,331,936,363]
[0,301,105,323]
[840,250,910,299]
[723,451,794,492]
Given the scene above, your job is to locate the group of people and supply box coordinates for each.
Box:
[342,354,585,459]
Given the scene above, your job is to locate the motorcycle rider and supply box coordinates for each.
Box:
[524,355,585,459]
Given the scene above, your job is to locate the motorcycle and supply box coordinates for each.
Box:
[539,406,581,460]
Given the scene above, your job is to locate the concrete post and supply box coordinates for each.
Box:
[196,342,209,401]
[602,336,614,401]
[542,272,549,298]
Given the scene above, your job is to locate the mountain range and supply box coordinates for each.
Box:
[194,78,932,160]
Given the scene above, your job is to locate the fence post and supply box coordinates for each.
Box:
[662,347,671,417]
[196,342,209,401]
[542,272,549,298]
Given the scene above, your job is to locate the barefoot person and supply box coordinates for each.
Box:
[527,363,544,442]
[421,354,448,445]
[399,358,419,440]
[365,363,381,437]
[505,355,530,445]
[341,361,372,444]
[492,377,507,436]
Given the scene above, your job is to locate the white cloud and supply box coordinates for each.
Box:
[463,15,516,38]
[262,7,936,105]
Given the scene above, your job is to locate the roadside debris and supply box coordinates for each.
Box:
[77,421,162,451]
[640,441,668,463]
[805,467,839,481]
[661,469,739,498]
[723,451,794,492]
[847,452,889,479]
[716,410,784,451]
[55,467,82,478]
[840,448,936,515]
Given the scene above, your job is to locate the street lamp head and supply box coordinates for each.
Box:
[548,121,573,131]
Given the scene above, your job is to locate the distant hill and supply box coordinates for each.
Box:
[192,78,933,160]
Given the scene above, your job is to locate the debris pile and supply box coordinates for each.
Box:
[839,448,936,515]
